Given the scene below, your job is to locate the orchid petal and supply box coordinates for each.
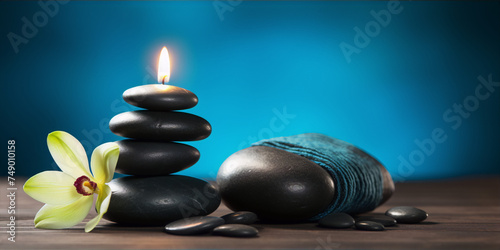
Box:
[85,184,112,232]
[90,142,119,184]
[23,171,80,206]
[47,131,91,179]
[34,196,93,229]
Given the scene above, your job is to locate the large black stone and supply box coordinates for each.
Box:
[123,84,198,111]
[104,175,221,226]
[109,111,211,141]
[164,216,224,235]
[385,206,428,224]
[115,140,200,176]
[217,146,335,222]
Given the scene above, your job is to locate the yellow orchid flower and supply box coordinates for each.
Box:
[23,131,119,232]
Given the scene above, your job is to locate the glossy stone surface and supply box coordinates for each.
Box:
[213,224,259,237]
[355,221,385,231]
[104,175,221,226]
[123,84,198,111]
[385,206,428,224]
[217,146,335,221]
[355,215,397,227]
[109,110,211,141]
[318,213,355,229]
[221,211,258,225]
[115,140,200,176]
[164,216,224,235]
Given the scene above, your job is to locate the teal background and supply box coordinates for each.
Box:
[1,1,499,181]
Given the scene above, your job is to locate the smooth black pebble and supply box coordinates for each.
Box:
[385,206,428,224]
[115,140,200,176]
[104,175,221,226]
[123,84,198,111]
[109,110,211,141]
[355,221,385,231]
[318,213,355,229]
[164,216,225,235]
[221,211,258,225]
[213,224,259,237]
[217,146,335,221]
[355,215,397,227]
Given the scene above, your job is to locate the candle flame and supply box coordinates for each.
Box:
[157,46,170,84]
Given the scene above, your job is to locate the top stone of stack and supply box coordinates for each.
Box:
[123,84,198,111]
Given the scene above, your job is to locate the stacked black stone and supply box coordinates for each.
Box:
[103,84,220,226]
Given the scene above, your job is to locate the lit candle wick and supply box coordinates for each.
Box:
[158,46,170,85]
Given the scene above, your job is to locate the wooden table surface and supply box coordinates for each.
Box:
[1,177,499,249]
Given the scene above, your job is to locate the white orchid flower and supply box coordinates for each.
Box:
[23,131,119,232]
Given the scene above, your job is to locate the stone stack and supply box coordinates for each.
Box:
[103,84,220,226]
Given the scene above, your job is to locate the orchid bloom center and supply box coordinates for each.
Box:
[74,176,98,196]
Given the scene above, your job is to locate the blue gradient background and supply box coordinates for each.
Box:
[1,1,499,181]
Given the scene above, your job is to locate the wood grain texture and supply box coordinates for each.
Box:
[1,177,499,249]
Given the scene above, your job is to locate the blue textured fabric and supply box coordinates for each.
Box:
[252,133,384,220]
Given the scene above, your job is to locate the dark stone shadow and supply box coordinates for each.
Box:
[93,222,163,232]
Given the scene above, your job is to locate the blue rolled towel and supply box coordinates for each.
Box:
[253,133,385,220]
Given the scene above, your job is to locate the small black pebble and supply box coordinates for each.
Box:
[213,224,259,237]
[356,215,397,227]
[318,213,355,229]
[221,211,258,225]
[355,221,385,231]
[164,216,224,235]
[385,206,428,224]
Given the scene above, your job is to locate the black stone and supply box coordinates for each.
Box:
[318,213,355,229]
[213,224,259,237]
[221,211,258,225]
[123,84,198,111]
[355,215,397,227]
[109,110,211,141]
[104,175,221,226]
[115,140,200,176]
[385,206,428,224]
[164,216,224,235]
[217,146,335,222]
[355,221,385,231]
